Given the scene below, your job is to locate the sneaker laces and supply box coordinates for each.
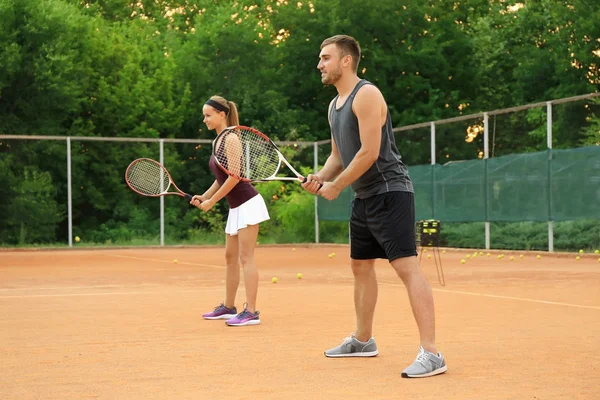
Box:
[415,347,431,364]
[236,303,258,319]
[340,334,356,345]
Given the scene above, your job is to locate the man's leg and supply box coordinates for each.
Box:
[323,197,381,358]
[352,258,378,342]
[369,191,446,377]
[390,256,436,354]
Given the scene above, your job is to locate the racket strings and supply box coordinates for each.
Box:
[215,129,280,180]
[127,160,170,195]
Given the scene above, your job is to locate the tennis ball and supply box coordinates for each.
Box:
[579,249,584,254]
[272,277,278,283]
[173,259,178,264]
[479,251,484,256]
[442,250,446,254]
[497,255,502,259]
[510,256,514,261]
[595,249,599,254]
[292,247,296,252]
[597,257,600,263]
[487,253,491,257]
[296,273,303,279]
[466,255,471,259]
[576,256,581,261]
[460,259,466,264]
[74,236,80,243]
[536,255,541,259]
[423,249,427,253]
[427,254,432,259]
[332,252,336,256]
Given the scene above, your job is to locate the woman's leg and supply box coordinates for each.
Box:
[236,224,260,312]
[223,233,240,308]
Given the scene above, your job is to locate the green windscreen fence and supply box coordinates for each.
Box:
[317,146,600,222]
[317,184,354,221]
[487,151,549,221]
[552,146,600,220]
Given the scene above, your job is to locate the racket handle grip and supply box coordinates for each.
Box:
[184,193,193,202]
[301,177,323,189]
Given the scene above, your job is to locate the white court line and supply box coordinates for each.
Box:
[1,284,599,310]
[0,285,123,292]
[107,254,224,269]
[0,288,225,299]
[0,291,157,298]
[432,288,600,310]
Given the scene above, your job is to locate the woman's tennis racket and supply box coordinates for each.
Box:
[212,125,312,183]
[125,158,193,201]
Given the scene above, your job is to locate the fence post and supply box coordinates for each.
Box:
[430,122,436,219]
[314,141,319,244]
[483,113,490,250]
[160,139,165,247]
[547,102,554,252]
[67,137,73,247]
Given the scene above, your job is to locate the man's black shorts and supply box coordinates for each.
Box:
[350,191,417,261]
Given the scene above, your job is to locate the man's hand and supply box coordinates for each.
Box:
[318,181,343,201]
[301,174,323,195]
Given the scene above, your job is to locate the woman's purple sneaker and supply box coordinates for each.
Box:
[226,308,260,326]
[202,303,237,320]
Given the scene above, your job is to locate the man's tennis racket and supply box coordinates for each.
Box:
[212,125,311,183]
[125,158,193,201]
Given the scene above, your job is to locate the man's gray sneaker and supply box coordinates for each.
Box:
[324,334,379,357]
[401,346,448,378]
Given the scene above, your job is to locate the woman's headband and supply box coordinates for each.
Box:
[205,99,229,114]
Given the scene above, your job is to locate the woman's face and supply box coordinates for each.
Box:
[202,105,225,131]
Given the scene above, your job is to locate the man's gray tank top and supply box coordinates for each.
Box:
[329,79,413,199]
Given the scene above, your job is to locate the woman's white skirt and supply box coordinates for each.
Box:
[225,194,270,236]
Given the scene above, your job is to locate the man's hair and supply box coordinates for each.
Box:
[320,35,361,72]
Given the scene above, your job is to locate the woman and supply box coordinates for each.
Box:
[190,95,269,326]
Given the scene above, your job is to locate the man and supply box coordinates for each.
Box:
[302,34,447,378]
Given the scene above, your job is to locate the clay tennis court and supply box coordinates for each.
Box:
[1,245,599,399]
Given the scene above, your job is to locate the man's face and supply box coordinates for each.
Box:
[317,44,345,85]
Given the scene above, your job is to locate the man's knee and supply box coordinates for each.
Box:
[351,259,376,278]
[391,256,420,281]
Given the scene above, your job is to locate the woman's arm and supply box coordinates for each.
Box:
[200,176,240,211]
[199,135,243,211]
[202,180,221,199]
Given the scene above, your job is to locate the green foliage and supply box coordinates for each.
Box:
[1,0,599,247]
[319,221,350,244]
[3,166,64,244]
[253,180,316,243]
[581,98,600,146]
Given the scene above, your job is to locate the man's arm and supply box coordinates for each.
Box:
[315,138,344,181]
[318,85,384,200]
[303,99,344,193]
